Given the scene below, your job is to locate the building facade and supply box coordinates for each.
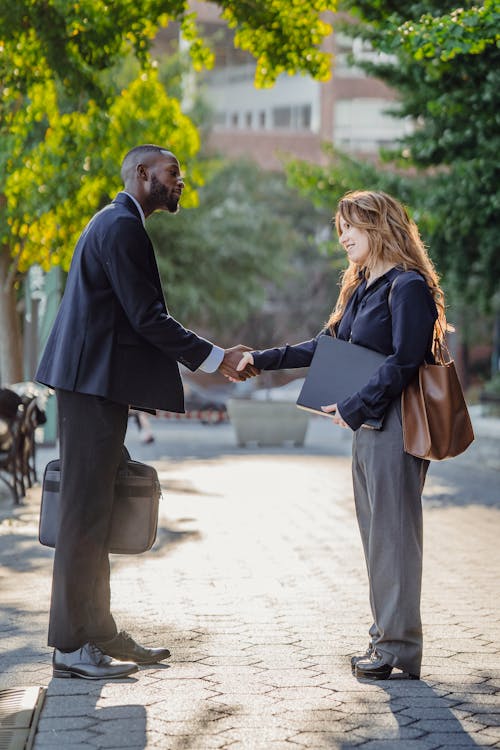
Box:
[171,3,410,169]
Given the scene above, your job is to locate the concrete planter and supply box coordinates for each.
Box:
[227,398,309,447]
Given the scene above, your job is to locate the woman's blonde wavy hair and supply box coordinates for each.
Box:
[327,190,447,348]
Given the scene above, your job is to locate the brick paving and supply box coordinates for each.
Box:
[0,417,499,749]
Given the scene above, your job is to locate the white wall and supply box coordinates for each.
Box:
[205,65,321,133]
[333,98,412,152]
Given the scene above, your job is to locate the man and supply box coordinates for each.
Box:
[36,144,256,680]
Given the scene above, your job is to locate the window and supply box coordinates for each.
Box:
[334,98,411,152]
[272,104,312,130]
[273,106,292,128]
[298,105,311,129]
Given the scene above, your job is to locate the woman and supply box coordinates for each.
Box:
[236,190,447,680]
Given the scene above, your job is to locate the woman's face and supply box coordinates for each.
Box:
[338,216,371,266]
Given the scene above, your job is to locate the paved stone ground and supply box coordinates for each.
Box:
[0,417,499,749]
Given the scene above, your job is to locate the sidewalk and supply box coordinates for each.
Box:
[0,416,499,749]
[462,406,500,472]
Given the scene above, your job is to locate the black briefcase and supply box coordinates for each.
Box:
[39,452,161,554]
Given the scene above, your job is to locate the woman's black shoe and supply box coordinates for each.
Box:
[354,650,420,681]
[350,643,374,674]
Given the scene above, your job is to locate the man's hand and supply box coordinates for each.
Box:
[219,345,260,382]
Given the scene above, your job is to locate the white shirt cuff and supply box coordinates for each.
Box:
[198,345,224,373]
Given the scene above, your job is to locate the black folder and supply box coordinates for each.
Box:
[296,335,387,429]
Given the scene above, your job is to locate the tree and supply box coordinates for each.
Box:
[286,2,499,319]
[335,0,500,309]
[284,1,499,383]
[286,145,427,212]
[0,0,337,382]
[148,159,337,349]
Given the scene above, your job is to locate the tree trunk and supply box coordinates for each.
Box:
[0,246,23,384]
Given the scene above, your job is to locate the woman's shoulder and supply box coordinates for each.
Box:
[390,268,431,297]
[392,267,427,286]
[390,268,436,316]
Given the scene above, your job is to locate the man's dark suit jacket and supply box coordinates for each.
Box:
[36,192,213,412]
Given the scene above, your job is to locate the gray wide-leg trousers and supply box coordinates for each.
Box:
[352,397,429,677]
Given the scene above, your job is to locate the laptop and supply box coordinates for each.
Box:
[296,335,387,429]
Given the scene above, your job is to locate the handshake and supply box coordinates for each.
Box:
[218,345,258,383]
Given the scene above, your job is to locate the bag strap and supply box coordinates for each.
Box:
[432,321,452,365]
[387,276,397,312]
[386,267,407,310]
[387,272,451,366]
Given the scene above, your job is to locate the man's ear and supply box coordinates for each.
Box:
[136,163,148,181]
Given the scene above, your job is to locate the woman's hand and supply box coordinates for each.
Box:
[236,352,255,372]
[226,351,256,383]
[321,403,350,429]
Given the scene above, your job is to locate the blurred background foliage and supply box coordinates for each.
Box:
[0,0,337,381]
[285,0,500,393]
[0,0,498,391]
[288,0,500,312]
[148,158,338,348]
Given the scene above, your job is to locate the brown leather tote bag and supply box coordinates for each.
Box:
[402,339,474,460]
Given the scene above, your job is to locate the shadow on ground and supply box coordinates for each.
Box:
[37,678,147,749]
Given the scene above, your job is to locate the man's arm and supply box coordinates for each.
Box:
[102,220,259,380]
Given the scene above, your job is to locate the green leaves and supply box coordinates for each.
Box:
[220,0,336,86]
[148,159,334,344]
[398,1,500,63]
[325,0,500,309]
[1,67,200,274]
[1,0,338,281]
[149,161,296,334]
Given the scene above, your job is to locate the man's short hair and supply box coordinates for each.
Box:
[121,144,175,182]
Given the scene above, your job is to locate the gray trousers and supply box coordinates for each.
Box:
[352,397,429,676]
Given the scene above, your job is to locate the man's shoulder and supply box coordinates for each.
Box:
[91,197,144,235]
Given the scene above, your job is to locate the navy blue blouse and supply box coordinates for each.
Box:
[251,267,438,431]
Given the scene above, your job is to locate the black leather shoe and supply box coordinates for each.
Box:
[350,643,374,674]
[96,630,171,664]
[355,650,420,681]
[53,643,138,680]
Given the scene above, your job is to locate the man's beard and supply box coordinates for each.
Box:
[150,175,180,214]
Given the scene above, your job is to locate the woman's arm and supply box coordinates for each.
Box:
[237,334,327,373]
[232,336,324,382]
